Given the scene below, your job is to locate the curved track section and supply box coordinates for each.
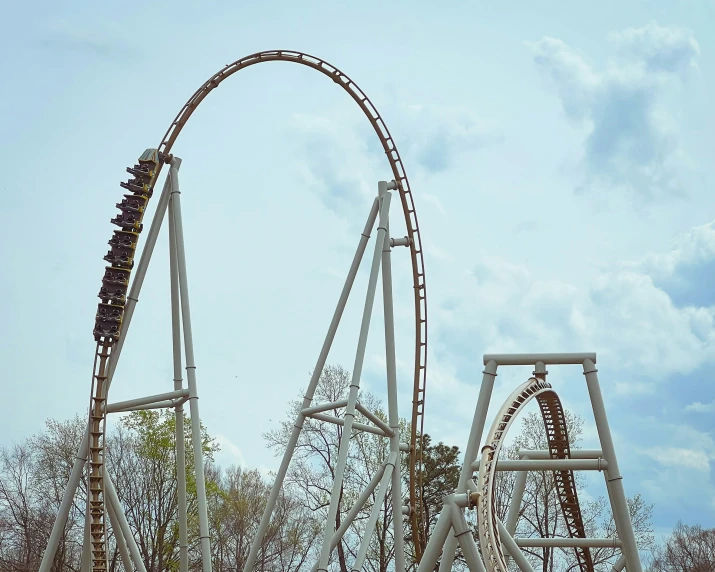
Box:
[89,50,430,567]
[476,378,594,572]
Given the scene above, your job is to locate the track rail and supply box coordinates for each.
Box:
[89,50,429,568]
[476,378,594,572]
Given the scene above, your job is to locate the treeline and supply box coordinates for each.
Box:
[0,365,704,571]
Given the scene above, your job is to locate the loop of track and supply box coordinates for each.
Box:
[477,378,594,572]
[93,50,430,561]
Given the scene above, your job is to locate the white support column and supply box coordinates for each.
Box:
[170,190,189,572]
[104,389,189,413]
[244,197,380,572]
[309,461,389,572]
[583,359,642,572]
[351,452,398,572]
[497,519,534,572]
[504,455,528,566]
[485,459,608,472]
[317,191,392,571]
[515,538,622,548]
[611,554,626,571]
[39,166,177,572]
[446,496,485,572]
[379,180,406,572]
[104,472,147,572]
[505,457,527,537]
[169,159,212,572]
[106,495,133,572]
[417,505,454,572]
[440,360,498,572]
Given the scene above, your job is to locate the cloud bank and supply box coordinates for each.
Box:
[528,22,699,200]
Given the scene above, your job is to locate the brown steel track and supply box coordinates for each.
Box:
[89,50,430,570]
[537,392,594,570]
[477,378,593,572]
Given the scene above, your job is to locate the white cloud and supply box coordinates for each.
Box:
[287,103,499,214]
[38,18,134,58]
[528,22,699,200]
[287,113,376,215]
[638,220,715,308]
[609,21,700,76]
[395,104,502,173]
[436,239,715,383]
[214,434,247,469]
[685,400,715,413]
[645,446,711,472]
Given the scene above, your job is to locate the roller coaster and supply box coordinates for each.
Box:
[38,51,643,572]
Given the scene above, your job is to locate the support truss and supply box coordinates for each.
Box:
[39,167,412,572]
[417,353,643,572]
[40,160,212,572]
[244,179,409,572]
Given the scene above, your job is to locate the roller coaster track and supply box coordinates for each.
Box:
[88,50,429,570]
[476,378,594,572]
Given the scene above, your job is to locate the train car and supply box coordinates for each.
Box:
[94,149,159,342]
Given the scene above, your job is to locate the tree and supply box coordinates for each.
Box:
[207,464,320,571]
[404,434,462,569]
[107,409,218,572]
[264,365,408,572]
[3,415,90,572]
[646,521,715,571]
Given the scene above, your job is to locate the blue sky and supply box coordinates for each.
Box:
[1,0,714,546]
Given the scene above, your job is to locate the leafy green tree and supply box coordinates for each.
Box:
[107,409,218,572]
[404,433,462,570]
[206,464,320,571]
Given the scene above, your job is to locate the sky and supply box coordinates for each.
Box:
[1,0,714,552]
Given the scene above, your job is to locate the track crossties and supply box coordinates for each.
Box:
[477,378,594,572]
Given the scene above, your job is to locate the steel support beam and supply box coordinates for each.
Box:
[169,159,212,572]
[483,353,597,366]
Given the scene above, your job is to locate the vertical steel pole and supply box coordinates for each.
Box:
[417,505,453,572]
[379,181,406,572]
[169,159,213,572]
[440,360,498,572]
[504,455,528,565]
[583,359,642,572]
[169,194,189,572]
[39,167,177,572]
[317,192,392,571]
[505,460,527,537]
[106,495,133,572]
[104,472,147,572]
[244,198,380,572]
